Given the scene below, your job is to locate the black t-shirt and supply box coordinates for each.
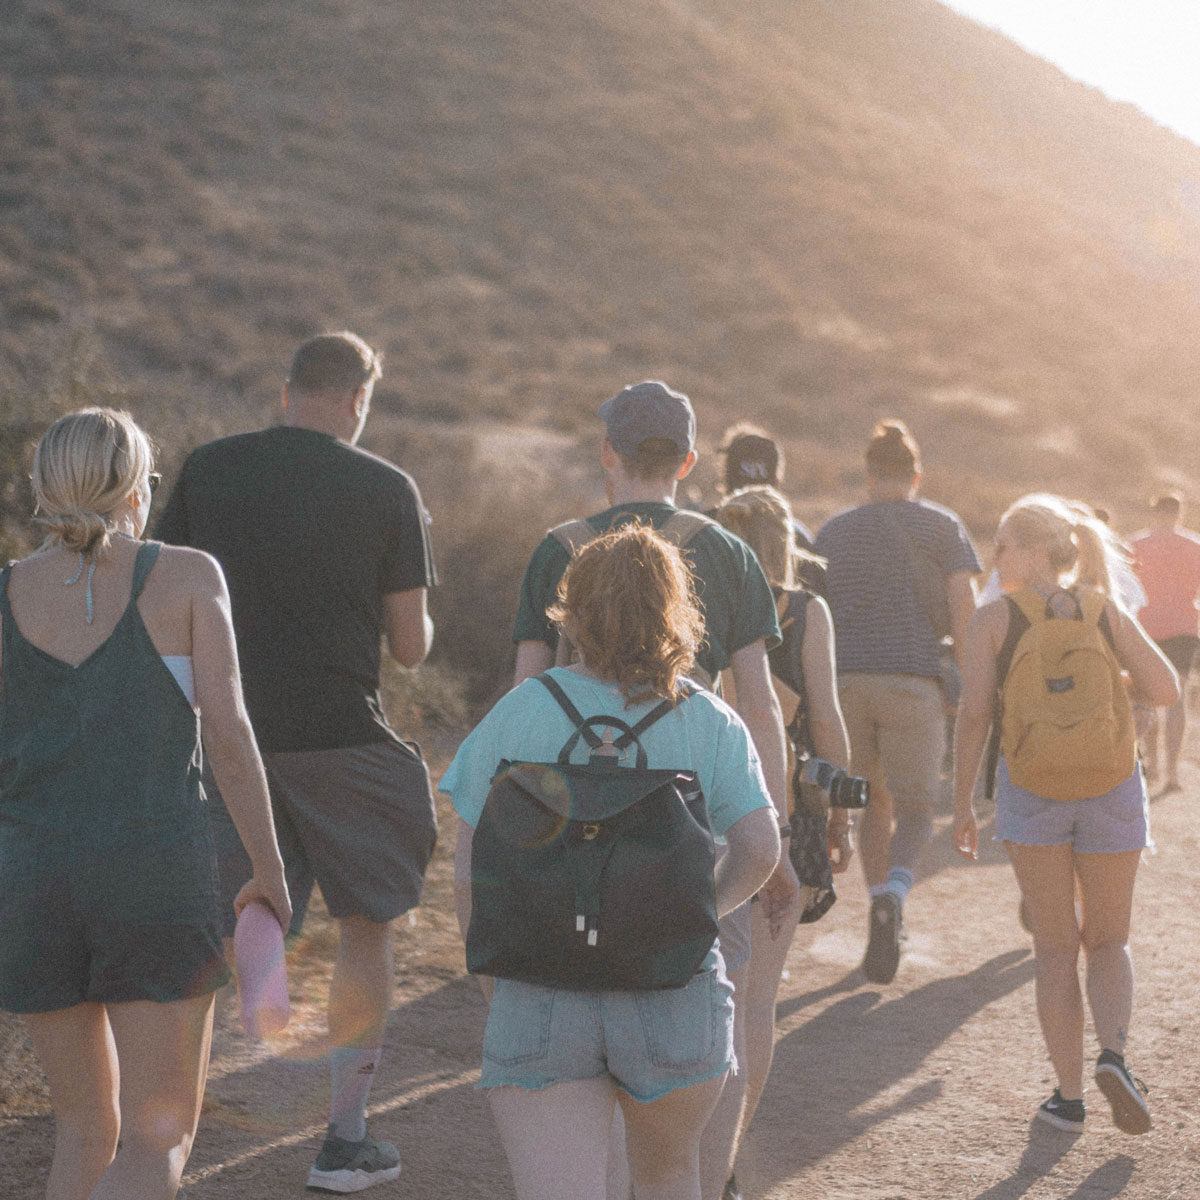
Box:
[155,426,437,752]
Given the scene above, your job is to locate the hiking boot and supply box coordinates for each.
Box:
[307,1125,403,1193]
[1094,1050,1152,1135]
[1036,1088,1085,1133]
[862,893,901,984]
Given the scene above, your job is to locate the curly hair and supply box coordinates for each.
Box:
[547,523,704,705]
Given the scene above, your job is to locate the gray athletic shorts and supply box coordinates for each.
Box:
[205,738,438,936]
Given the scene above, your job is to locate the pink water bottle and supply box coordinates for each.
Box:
[234,901,290,1039]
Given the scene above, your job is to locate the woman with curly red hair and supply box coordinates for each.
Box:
[442,524,780,1200]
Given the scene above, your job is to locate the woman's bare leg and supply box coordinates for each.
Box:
[740,896,802,1135]
[23,1004,120,1200]
[490,1077,617,1200]
[622,1074,726,1200]
[88,993,215,1200]
[698,961,746,1200]
[1075,849,1141,1056]
[1006,842,1084,1098]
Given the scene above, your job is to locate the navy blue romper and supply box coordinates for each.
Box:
[0,541,230,1013]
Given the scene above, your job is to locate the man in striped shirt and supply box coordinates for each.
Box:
[815,421,980,984]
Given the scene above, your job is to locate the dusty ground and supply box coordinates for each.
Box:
[3,732,1199,1199]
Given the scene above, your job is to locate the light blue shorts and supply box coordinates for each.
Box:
[993,760,1151,854]
[479,965,736,1102]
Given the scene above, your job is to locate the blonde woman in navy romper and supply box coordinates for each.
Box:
[0,409,290,1200]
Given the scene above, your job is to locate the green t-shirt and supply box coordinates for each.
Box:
[512,502,780,680]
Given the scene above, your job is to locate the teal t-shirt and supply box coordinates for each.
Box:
[440,668,772,836]
[511,502,781,680]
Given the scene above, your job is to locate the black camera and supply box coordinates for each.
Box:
[796,755,870,809]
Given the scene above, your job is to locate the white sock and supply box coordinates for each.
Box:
[330,1046,381,1142]
[884,867,914,908]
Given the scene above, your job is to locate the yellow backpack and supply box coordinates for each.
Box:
[998,587,1135,801]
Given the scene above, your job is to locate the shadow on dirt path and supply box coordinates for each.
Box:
[748,949,1034,1195]
[971,1139,1135,1200]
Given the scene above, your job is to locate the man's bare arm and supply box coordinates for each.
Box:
[513,639,554,688]
[382,587,434,668]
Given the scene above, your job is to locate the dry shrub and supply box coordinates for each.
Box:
[365,418,596,709]
[0,1013,45,1111]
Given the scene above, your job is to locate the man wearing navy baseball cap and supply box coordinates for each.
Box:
[510,379,796,1200]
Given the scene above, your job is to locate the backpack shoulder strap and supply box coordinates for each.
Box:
[616,682,696,750]
[1078,589,1118,650]
[984,594,1032,800]
[661,509,717,548]
[1004,587,1047,630]
[537,673,603,750]
[548,518,598,557]
[995,595,1032,689]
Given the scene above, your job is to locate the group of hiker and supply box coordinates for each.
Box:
[0,330,1192,1199]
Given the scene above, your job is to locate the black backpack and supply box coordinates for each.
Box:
[467,674,719,991]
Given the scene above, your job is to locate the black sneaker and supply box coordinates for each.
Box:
[1094,1050,1152,1135]
[1036,1088,1085,1133]
[307,1125,403,1193]
[862,893,901,983]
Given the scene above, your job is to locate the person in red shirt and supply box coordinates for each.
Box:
[1130,492,1200,791]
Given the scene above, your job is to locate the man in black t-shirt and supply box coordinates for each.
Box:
[157,332,437,1192]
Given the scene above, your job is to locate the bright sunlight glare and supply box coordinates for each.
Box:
[939,0,1200,148]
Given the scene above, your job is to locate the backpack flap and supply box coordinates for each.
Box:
[468,706,718,993]
[1000,588,1136,801]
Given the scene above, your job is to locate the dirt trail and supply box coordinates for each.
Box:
[3,740,1199,1198]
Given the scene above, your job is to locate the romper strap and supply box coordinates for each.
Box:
[130,541,163,601]
[0,562,14,623]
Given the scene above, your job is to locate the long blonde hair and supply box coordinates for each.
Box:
[713,485,825,591]
[32,408,155,557]
[1000,493,1124,597]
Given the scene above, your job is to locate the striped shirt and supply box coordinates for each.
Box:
[815,499,981,677]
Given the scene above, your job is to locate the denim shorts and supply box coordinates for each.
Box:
[993,759,1151,854]
[479,966,736,1102]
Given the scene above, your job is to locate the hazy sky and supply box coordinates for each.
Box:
[940,0,1200,148]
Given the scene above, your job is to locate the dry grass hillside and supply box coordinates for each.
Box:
[2,0,1200,696]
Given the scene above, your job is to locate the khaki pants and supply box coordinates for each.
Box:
[837,673,944,811]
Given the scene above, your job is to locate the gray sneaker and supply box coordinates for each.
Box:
[307,1125,403,1193]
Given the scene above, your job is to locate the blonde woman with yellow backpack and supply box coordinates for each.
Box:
[952,494,1177,1136]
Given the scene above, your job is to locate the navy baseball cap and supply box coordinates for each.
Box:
[598,381,696,456]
